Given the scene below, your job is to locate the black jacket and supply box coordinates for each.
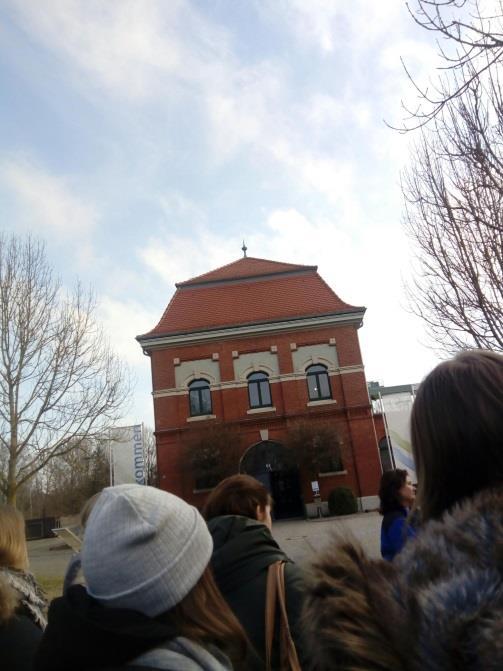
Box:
[35,585,234,671]
[207,515,306,670]
[35,585,177,671]
[0,575,42,671]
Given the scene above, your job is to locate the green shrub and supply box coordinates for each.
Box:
[328,486,358,516]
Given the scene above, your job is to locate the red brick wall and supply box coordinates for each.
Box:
[148,322,382,508]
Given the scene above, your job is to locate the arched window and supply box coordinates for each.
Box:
[306,364,332,401]
[247,371,272,409]
[188,379,212,416]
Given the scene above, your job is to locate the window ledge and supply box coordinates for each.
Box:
[319,470,347,478]
[247,406,276,415]
[186,414,216,423]
[307,399,337,407]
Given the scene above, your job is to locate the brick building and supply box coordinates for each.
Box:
[137,256,382,517]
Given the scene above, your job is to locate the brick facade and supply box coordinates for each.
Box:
[137,257,382,516]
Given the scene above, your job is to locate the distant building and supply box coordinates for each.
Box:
[368,381,419,476]
[137,256,382,517]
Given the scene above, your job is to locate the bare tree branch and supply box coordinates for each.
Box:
[285,420,342,480]
[396,0,503,129]
[0,235,131,505]
[403,74,503,352]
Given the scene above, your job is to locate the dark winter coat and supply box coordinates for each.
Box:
[207,515,307,670]
[34,584,233,671]
[303,487,503,671]
[0,575,42,671]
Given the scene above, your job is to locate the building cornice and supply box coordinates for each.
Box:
[137,310,365,352]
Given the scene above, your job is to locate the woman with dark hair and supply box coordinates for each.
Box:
[203,474,306,670]
[302,350,503,671]
[410,349,503,521]
[35,484,248,671]
[378,469,416,560]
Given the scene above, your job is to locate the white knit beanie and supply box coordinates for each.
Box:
[81,484,213,616]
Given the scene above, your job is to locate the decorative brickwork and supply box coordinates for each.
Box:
[137,257,382,516]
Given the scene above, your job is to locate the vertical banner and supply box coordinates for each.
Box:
[379,392,417,482]
[110,424,145,485]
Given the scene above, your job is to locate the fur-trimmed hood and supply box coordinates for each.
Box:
[0,574,19,624]
[303,488,503,671]
[0,567,47,628]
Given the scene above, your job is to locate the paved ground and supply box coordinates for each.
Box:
[28,511,381,588]
[272,511,380,566]
[28,537,75,580]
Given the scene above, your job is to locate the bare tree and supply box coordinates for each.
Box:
[285,420,342,480]
[18,438,110,518]
[182,425,242,490]
[403,73,503,352]
[401,0,503,128]
[0,235,130,505]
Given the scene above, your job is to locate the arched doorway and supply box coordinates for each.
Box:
[239,440,304,519]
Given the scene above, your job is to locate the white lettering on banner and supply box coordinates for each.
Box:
[111,424,145,486]
[133,424,145,485]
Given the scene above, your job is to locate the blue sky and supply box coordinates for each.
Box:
[0,1,444,426]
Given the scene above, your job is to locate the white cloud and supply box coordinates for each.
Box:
[6,0,231,101]
[139,228,240,287]
[140,206,399,306]
[158,192,207,227]
[5,0,365,206]
[279,0,341,53]
[1,0,445,395]
[98,295,159,366]
[1,156,98,239]
[261,0,405,53]
[7,0,179,100]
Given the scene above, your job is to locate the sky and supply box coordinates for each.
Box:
[0,0,447,427]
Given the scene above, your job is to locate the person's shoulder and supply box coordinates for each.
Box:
[0,573,19,622]
[381,509,406,531]
[0,613,42,671]
[303,540,400,669]
[130,636,233,671]
[396,487,503,579]
[282,561,306,618]
[283,560,305,586]
[302,489,503,670]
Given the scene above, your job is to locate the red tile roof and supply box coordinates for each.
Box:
[176,257,316,287]
[141,257,363,338]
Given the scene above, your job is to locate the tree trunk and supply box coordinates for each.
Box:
[6,468,17,506]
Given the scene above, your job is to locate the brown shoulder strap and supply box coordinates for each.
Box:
[265,560,280,671]
[265,561,302,671]
[276,562,302,671]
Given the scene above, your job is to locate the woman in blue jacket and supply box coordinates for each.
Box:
[379,469,416,560]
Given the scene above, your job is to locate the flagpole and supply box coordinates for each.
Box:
[379,391,396,469]
[108,427,114,486]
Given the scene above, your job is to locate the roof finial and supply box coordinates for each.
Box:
[241,240,248,258]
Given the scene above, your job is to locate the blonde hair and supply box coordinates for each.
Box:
[0,505,28,571]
